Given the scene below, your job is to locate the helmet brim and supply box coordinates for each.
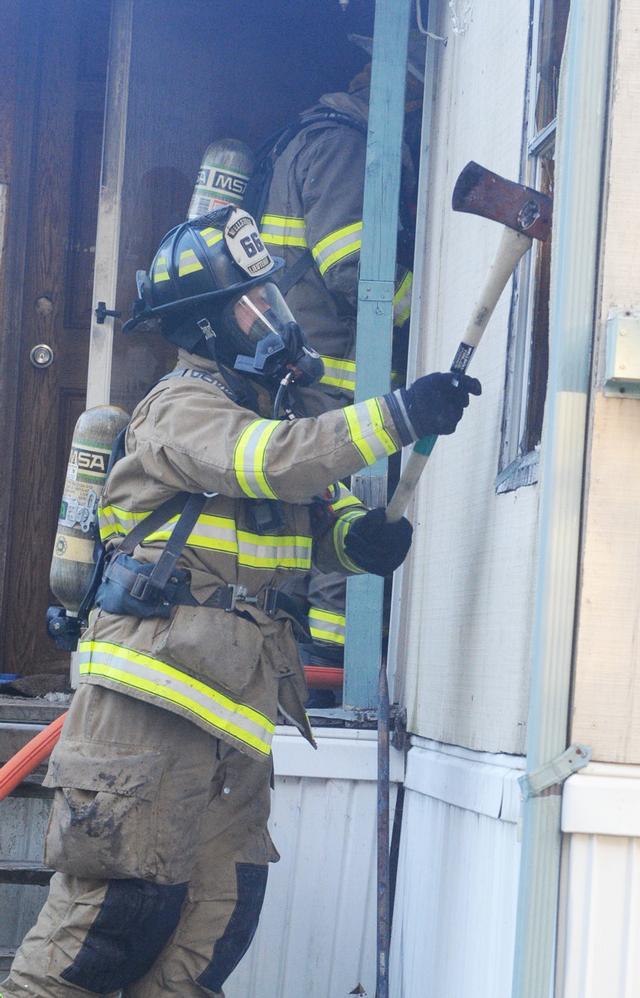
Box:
[123,256,285,333]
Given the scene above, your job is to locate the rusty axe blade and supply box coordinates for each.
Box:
[452,161,552,241]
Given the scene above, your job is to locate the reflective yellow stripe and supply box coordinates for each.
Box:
[319,355,356,392]
[78,640,274,755]
[309,608,346,646]
[328,483,365,514]
[260,215,308,248]
[99,504,152,542]
[178,248,204,276]
[344,398,397,466]
[100,507,312,570]
[233,419,279,499]
[199,227,224,248]
[393,270,413,327]
[153,255,170,283]
[236,531,312,569]
[370,398,397,454]
[312,222,363,276]
[333,507,367,574]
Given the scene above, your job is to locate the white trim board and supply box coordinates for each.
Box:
[562,763,640,837]
[404,738,524,824]
[273,726,404,783]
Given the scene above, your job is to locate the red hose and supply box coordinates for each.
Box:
[304,666,344,689]
[0,712,66,801]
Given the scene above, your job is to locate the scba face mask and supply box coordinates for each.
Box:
[226,283,324,388]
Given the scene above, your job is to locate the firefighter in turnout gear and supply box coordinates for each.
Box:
[254,55,421,700]
[2,205,480,997]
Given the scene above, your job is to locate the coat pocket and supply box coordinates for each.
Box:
[44,745,164,881]
[154,605,264,697]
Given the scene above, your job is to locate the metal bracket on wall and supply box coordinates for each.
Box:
[519,743,592,799]
[604,314,640,397]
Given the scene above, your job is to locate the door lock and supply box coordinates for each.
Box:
[30,343,54,368]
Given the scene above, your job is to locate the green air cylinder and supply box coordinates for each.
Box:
[187,137,255,219]
[49,405,129,613]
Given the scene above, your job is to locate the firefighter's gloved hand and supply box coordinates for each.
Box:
[344,508,413,577]
[401,372,482,438]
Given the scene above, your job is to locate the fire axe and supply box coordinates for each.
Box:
[374,164,552,998]
[386,161,553,522]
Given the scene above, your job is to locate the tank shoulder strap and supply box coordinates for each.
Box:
[244,108,367,225]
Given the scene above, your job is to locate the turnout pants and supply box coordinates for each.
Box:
[2,685,277,997]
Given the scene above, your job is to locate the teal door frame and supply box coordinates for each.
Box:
[344,0,412,708]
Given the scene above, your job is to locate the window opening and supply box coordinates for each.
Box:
[498,0,569,492]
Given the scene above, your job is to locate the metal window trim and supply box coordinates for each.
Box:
[498,0,561,486]
[510,1,615,994]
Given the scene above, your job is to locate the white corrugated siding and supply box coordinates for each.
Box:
[389,740,522,998]
[557,764,640,996]
[226,727,402,998]
[0,795,50,966]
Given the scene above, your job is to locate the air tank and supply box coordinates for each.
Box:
[187,137,255,219]
[49,405,129,612]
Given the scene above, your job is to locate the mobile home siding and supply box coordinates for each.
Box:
[395,0,537,754]
[390,740,522,997]
[571,0,640,763]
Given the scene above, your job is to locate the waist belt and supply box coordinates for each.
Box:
[103,554,303,617]
[207,583,310,635]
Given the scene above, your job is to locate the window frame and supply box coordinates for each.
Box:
[497,0,569,494]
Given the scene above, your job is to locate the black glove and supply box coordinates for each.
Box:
[401,372,482,438]
[344,508,413,577]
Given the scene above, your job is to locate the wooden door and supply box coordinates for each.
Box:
[1,1,110,675]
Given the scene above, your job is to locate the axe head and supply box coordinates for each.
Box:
[452,161,552,241]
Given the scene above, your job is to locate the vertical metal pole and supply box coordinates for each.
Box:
[510,3,613,996]
[377,661,391,998]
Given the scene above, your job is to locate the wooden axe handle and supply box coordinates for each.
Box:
[386,227,532,523]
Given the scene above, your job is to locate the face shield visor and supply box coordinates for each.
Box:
[225,282,294,349]
[222,282,324,387]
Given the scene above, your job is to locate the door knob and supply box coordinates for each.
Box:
[30,343,54,368]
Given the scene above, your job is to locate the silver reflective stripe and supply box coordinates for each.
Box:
[312,222,363,276]
[260,214,307,248]
[309,608,346,646]
[237,531,312,569]
[344,399,398,465]
[78,640,274,755]
[100,507,312,571]
[233,419,279,500]
[319,356,356,392]
[334,507,367,574]
[393,270,413,327]
[99,504,152,542]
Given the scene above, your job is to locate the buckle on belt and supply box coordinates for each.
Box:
[225,584,258,612]
[129,573,162,603]
[225,585,278,615]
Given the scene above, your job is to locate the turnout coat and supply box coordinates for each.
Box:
[77,349,412,760]
[260,89,413,415]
